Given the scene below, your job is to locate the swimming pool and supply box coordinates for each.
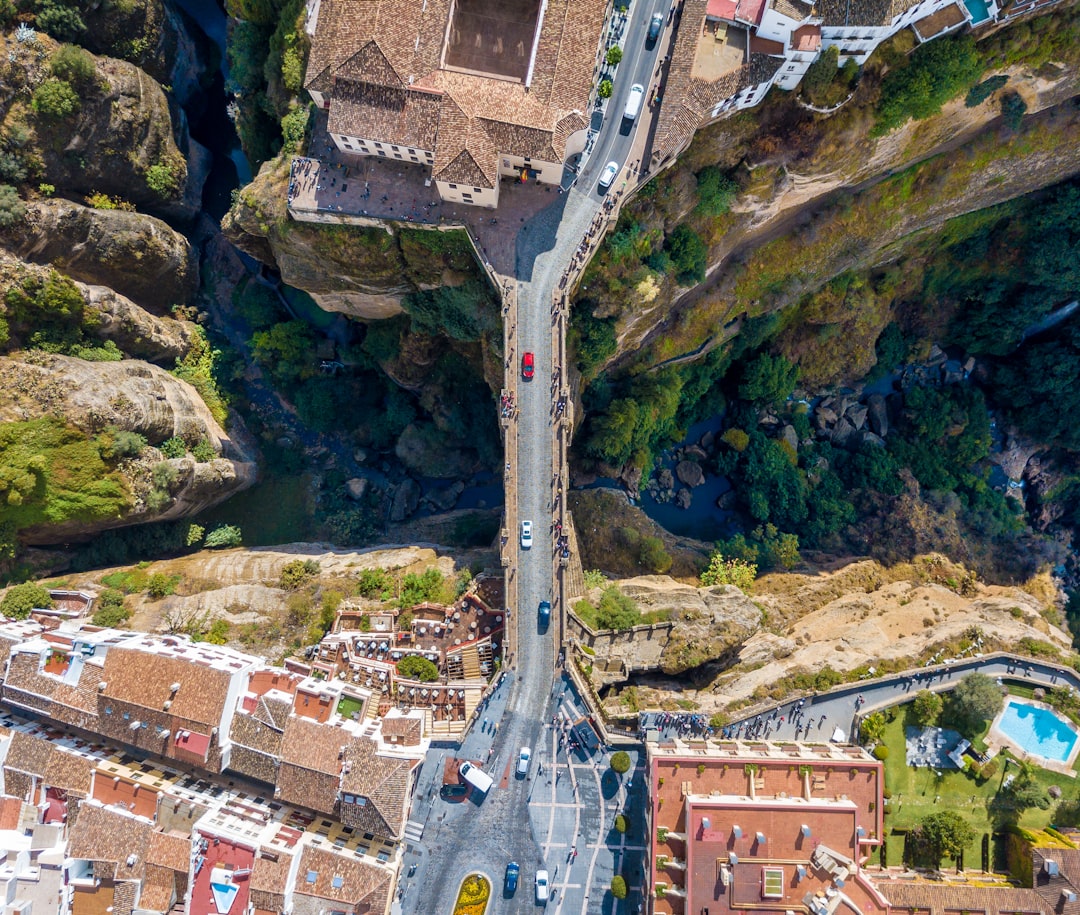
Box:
[963,0,992,23]
[996,700,1078,763]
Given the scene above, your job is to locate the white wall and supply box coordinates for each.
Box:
[434,181,499,208]
[498,155,563,185]
[330,133,435,167]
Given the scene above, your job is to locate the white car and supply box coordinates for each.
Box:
[598,160,619,190]
[517,747,531,777]
[520,520,533,549]
[535,869,550,903]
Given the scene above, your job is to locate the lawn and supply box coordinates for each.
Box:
[337,696,365,721]
[878,707,1080,867]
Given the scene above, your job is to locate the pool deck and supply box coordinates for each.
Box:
[987,697,1080,777]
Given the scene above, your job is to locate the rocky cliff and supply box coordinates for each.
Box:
[10,200,199,314]
[0,353,256,544]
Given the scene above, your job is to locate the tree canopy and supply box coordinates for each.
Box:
[948,672,1003,734]
[1,582,53,619]
[915,810,974,868]
[912,689,944,726]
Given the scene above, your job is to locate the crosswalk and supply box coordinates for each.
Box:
[403,819,425,843]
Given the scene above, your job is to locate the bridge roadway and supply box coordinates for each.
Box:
[405,1,670,912]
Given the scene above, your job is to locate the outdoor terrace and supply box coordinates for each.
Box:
[692,22,748,81]
[191,832,254,915]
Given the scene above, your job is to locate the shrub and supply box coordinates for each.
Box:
[91,588,131,628]
[357,568,391,599]
[873,744,889,760]
[610,876,628,899]
[145,160,181,198]
[32,78,80,120]
[146,572,180,598]
[739,353,799,406]
[110,430,147,458]
[50,44,96,88]
[35,2,85,40]
[610,750,632,774]
[606,46,623,66]
[397,654,438,681]
[1,582,53,619]
[280,103,310,150]
[191,440,216,463]
[598,79,613,99]
[639,535,672,573]
[185,523,205,547]
[912,688,944,726]
[0,184,26,227]
[1000,91,1027,131]
[203,524,242,549]
[701,553,756,590]
[665,224,707,284]
[695,166,738,217]
[615,813,628,833]
[151,462,179,490]
[965,74,1008,107]
[280,558,320,590]
[159,437,187,459]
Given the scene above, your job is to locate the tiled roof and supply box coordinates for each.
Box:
[0,634,21,671]
[101,646,234,730]
[306,0,602,174]
[43,745,93,795]
[137,864,179,914]
[340,738,416,837]
[381,716,422,742]
[277,716,347,813]
[883,883,1053,915]
[231,712,285,756]
[2,770,32,802]
[3,651,57,709]
[5,729,53,777]
[771,0,815,18]
[0,795,22,830]
[251,846,294,911]
[253,694,293,730]
[294,846,392,915]
[814,0,920,26]
[146,831,192,873]
[228,744,281,785]
[68,804,153,881]
[1033,848,1080,915]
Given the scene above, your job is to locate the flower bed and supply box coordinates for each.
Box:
[452,873,491,915]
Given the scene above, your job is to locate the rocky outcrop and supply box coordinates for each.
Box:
[0,354,256,542]
[675,460,705,488]
[80,284,198,364]
[10,201,199,313]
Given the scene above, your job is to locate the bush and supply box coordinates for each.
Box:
[151,462,178,490]
[610,876,628,899]
[91,588,131,627]
[873,744,889,760]
[35,1,85,40]
[701,553,756,590]
[0,184,26,227]
[159,437,187,459]
[145,160,182,198]
[639,535,672,574]
[1000,91,1027,131]
[280,558,320,590]
[610,750,632,774]
[1,582,53,619]
[110,430,147,458]
[191,440,216,463]
[50,44,96,88]
[912,688,944,726]
[615,813,628,833]
[397,654,439,682]
[32,78,80,120]
[695,166,738,217]
[146,572,180,598]
[739,353,798,406]
[665,224,707,284]
[606,46,623,66]
[204,524,242,548]
[357,568,391,599]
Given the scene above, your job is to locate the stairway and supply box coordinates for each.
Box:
[459,645,482,679]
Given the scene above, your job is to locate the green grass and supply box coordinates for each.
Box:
[337,696,365,720]
[880,710,1080,866]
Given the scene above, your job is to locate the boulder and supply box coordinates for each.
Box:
[424,480,465,512]
[845,404,868,430]
[758,413,781,428]
[926,344,947,367]
[675,487,693,509]
[572,469,598,487]
[716,490,738,511]
[866,394,889,437]
[815,406,838,425]
[700,430,716,452]
[851,430,886,450]
[620,463,643,493]
[346,478,370,502]
[353,448,369,464]
[675,460,705,488]
[389,478,421,522]
[780,424,799,453]
[658,468,675,491]
[830,417,856,448]
[685,444,708,461]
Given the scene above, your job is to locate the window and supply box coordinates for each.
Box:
[105,706,113,715]
[123,711,130,720]
[449,184,457,189]
[391,145,399,151]
[374,142,383,149]
[378,150,386,157]
[473,187,481,193]
[394,153,402,159]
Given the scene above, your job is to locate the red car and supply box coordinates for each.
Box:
[522,352,535,379]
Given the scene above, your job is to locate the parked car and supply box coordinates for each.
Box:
[648,11,664,40]
[535,869,550,903]
[538,601,551,627]
[517,747,531,777]
[598,160,619,190]
[505,862,520,896]
[522,351,535,379]
[520,520,533,548]
[440,783,468,800]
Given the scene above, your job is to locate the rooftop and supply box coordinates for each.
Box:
[813,0,920,27]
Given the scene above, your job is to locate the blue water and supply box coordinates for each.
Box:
[963,0,991,23]
[997,701,1078,763]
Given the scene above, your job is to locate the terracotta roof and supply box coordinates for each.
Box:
[231,712,285,756]
[276,716,347,813]
[5,729,53,778]
[911,1,966,36]
[43,745,93,796]
[380,717,422,742]
[339,738,416,837]
[0,795,22,830]
[137,864,178,914]
[146,831,192,873]
[305,0,602,175]
[228,744,281,785]
[884,883,1053,915]
[1033,848,1080,915]
[2,651,57,711]
[2,770,32,802]
[294,846,392,914]
[251,846,294,910]
[814,0,921,26]
[771,0,815,18]
[67,804,153,881]
[101,646,234,730]
[253,694,293,730]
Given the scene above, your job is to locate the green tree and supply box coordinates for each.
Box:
[1000,91,1027,131]
[695,166,738,217]
[639,536,672,574]
[874,35,982,134]
[965,74,1008,107]
[859,711,887,744]
[605,46,623,66]
[916,810,974,868]
[91,588,131,628]
[159,437,186,459]
[36,1,85,40]
[50,44,96,88]
[700,553,756,590]
[610,750,631,774]
[280,558,320,590]
[801,45,840,102]
[32,78,80,120]
[145,161,181,198]
[2,582,53,619]
[665,225,707,284]
[397,654,439,682]
[610,876,628,899]
[204,524,243,548]
[1002,760,1049,812]
[912,689,944,726]
[146,573,179,598]
[739,353,799,405]
[0,184,27,227]
[598,79,613,99]
[949,672,1003,734]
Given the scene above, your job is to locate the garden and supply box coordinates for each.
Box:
[451,874,491,915]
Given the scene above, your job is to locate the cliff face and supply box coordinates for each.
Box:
[10,200,199,314]
[0,353,256,544]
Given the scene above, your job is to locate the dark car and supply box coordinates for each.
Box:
[648,11,664,40]
[440,783,469,800]
[538,601,551,627]
[504,862,520,896]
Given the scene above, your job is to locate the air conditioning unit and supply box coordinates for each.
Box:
[170,682,181,693]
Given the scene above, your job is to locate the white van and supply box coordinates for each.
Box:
[459,761,494,795]
[623,84,645,122]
